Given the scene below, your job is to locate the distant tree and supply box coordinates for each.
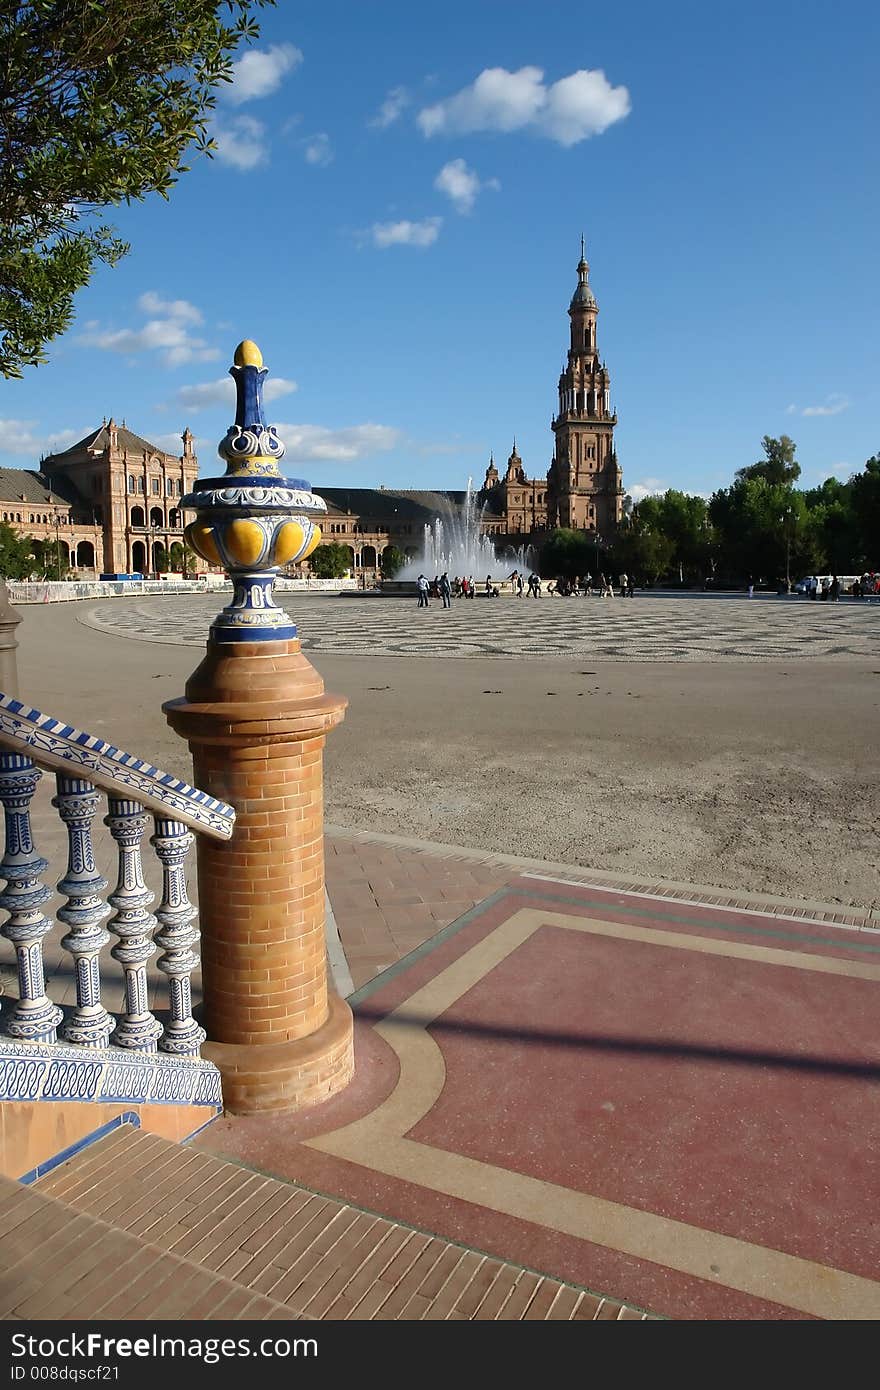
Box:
[613,527,675,586]
[0,524,40,579]
[1,0,273,377]
[309,543,351,579]
[850,453,880,568]
[710,476,822,585]
[169,539,200,575]
[155,547,169,574]
[635,490,713,584]
[379,545,407,579]
[736,435,801,487]
[28,538,70,580]
[539,528,595,579]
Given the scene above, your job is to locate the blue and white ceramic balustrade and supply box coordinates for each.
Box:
[0,696,235,1117]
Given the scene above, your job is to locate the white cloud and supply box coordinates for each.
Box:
[79,294,219,367]
[212,114,267,171]
[227,43,303,104]
[785,403,797,415]
[0,419,82,459]
[418,65,630,146]
[370,86,410,129]
[273,422,400,463]
[302,132,333,166]
[137,292,202,325]
[628,478,667,503]
[169,376,298,412]
[801,394,850,417]
[434,158,499,214]
[370,218,442,249]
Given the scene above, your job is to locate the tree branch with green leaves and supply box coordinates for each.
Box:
[0,0,274,377]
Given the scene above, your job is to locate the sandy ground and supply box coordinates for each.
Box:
[13,598,880,912]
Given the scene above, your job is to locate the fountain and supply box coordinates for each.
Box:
[387,479,537,595]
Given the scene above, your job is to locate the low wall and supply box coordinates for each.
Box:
[8,577,357,604]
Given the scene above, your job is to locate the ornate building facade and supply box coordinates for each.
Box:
[40,420,200,575]
[2,246,622,580]
[0,422,201,576]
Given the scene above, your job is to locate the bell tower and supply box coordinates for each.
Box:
[547,239,622,532]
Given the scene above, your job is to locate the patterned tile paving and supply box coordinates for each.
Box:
[80,592,879,661]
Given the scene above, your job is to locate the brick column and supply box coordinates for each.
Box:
[164,633,353,1113]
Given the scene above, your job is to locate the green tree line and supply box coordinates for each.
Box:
[541,437,880,588]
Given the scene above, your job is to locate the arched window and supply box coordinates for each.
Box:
[130,506,145,528]
[149,506,164,528]
[76,540,95,568]
[169,509,180,529]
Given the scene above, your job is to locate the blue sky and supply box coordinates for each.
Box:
[2,0,877,501]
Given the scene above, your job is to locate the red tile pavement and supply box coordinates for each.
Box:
[197,876,880,1321]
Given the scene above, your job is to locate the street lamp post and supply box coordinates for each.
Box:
[781,509,794,592]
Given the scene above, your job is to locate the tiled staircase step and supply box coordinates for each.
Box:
[0,1175,296,1321]
[34,1127,655,1321]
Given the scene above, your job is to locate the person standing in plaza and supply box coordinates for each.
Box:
[619,571,628,597]
[439,572,452,609]
[417,573,429,607]
[830,574,840,602]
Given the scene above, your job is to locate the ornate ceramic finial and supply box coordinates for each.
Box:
[219,338,286,478]
[181,341,327,644]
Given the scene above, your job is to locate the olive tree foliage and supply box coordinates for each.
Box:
[0,0,273,377]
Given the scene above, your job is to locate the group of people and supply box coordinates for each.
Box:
[417,573,458,607]
[855,572,880,597]
[548,572,635,598]
[800,573,880,601]
[417,568,637,605]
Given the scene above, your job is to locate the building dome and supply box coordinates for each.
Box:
[570,255,597,311]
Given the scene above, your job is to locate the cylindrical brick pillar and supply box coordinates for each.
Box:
[165,636,353,1112]
[164,337,355,1113]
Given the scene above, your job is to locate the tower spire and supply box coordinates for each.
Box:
[580,232,585,261]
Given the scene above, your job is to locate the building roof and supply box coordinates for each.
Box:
[44,422,181,463]
[0,468,80,508]
[316,487,468,520]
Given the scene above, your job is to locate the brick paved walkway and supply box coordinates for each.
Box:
[23,1127,652,1320]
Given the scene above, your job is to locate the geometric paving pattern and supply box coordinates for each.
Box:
[80,593,880,661]
[199,876,880,1319]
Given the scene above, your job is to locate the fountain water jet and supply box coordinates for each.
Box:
[396,479,537,583]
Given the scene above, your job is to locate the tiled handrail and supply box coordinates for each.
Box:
[0,694,234,840]
[0,695,234,1066]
